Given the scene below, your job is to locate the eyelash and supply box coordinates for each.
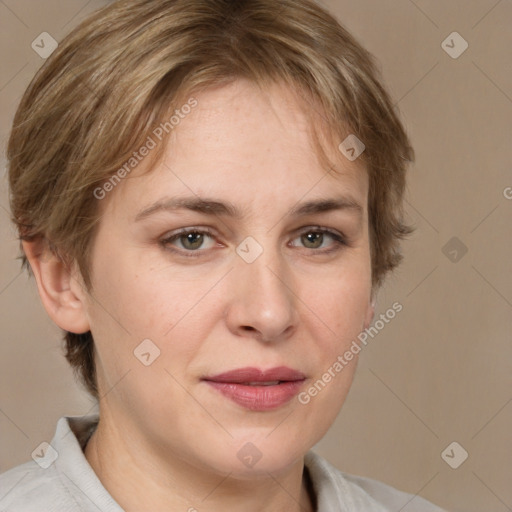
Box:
[159,226,348,258]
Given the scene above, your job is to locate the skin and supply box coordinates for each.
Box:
[24,78,375,512]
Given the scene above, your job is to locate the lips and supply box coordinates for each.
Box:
[203,366,306,411]
[205,366,306,384]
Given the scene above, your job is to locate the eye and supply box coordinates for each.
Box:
[290,227,347,253]
[160,228,217,256]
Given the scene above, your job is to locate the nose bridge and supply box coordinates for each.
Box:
[227,234,298,341]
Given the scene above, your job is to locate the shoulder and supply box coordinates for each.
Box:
[304,451,446,512]
[0,415,105,512]
[0,459,79,512]
[340,472,446,512]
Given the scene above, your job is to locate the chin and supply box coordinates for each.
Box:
[204,433,310,479]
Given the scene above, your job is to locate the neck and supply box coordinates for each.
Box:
[84,413,315,512]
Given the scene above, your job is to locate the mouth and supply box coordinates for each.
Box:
[202,366,306,411]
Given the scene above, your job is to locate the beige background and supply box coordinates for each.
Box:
[1,1,511,511]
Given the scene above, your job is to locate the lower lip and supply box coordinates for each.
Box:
[205,381,304,411]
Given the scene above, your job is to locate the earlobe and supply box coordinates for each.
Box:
[21,239,91,334]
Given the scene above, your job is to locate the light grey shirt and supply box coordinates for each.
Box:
[0,415,446,511]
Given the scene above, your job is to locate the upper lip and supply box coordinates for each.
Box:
[204,366,306,383]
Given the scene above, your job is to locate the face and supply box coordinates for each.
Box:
[81,79,373,478]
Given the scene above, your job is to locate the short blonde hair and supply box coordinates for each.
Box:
[7,0,414,398]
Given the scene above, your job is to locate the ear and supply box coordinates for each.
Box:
[363,293,376,331]
[21,238,91,334]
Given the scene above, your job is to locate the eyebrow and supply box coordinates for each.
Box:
[134,195,364,222]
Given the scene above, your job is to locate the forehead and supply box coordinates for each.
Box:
[105,79,368,218]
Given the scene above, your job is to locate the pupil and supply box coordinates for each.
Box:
[185,233,203,249]
[303,232,322,248]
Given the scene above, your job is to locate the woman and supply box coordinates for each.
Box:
[1,0,446,510]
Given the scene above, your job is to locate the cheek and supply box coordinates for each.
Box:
[295,277,368,444]
[333,279,371,330]
[86,267,211,396]
[89,252,200,338]
[310,256,372,339]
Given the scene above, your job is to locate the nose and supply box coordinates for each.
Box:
[225,242,298,343]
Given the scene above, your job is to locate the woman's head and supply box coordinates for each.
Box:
[8,0,413,435]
